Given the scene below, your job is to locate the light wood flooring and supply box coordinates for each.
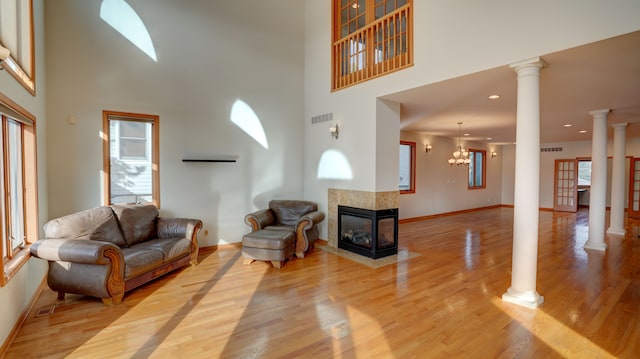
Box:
[4,207,640,358]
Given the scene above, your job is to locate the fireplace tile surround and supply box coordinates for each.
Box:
[327,189,399,248]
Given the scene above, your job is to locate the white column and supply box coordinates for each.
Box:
[584,109,610,251]
[607,122,628,236]
[502,57,545,309]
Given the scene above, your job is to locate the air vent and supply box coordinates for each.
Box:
[311,113,333,124]
[541,147,563,152]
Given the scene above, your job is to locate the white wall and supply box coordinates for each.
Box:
[399,132,503,219]
[45,1,305,246]
[0,0,48,348]
[502,138,640,209]
[304,0,640,234]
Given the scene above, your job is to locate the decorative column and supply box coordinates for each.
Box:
[607,122,628,236]
[584,109,610,251]
[502,57,545,309]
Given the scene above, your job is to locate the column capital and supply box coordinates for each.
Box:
[509,56,547,71]
[611,122,628,129]
[589,109,610,118]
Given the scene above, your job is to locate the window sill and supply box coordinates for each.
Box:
[1,245,32,287]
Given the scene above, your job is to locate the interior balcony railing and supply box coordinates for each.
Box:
[332,4,413,91]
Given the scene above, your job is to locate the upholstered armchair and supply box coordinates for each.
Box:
[244,200,325,258]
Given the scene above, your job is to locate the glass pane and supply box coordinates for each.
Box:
[475,154,483,186]
[386,0,394,14]
[109,119,153,205]
[357,14,366,29]
[120,121,146,138]
[378,217,395,248]
[8,120,24,250]
[341,215,372,249]
[399,144,411,190]
[358,0,366,14]
[375,5,384,19]
[0,122,4,257]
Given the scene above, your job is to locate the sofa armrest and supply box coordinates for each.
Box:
[30,238,123,265]
[297,210,325,230]
[294,211,325,257]
[245,209,276,231]
[157,218,203,240]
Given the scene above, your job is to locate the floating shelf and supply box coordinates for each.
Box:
[182,159,237,163]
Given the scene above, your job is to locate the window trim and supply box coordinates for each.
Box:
[0,0,36,95]
[0,91,38,287]
[468,148,486,190]
[400,140,416,194]
[102,110,160,207]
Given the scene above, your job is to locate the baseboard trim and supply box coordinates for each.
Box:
[398,204,504,224]
[0,276,47,357]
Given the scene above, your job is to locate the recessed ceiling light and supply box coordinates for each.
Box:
[486,137,492,140]
[563,124,572,128]
[579,130,588,133]
[488,95,500,100]
[464,133,470,136]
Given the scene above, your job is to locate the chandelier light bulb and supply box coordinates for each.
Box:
[448,122,470,166]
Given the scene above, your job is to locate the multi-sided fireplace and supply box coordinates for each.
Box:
[338,205,398,259]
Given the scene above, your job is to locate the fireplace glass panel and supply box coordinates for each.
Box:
[341,214,373,249]
[378,217,395,249]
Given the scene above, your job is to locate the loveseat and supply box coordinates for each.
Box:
[244,200,324,258]
[30,204,202,305]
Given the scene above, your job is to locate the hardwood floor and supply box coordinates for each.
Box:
[5,207,640,358]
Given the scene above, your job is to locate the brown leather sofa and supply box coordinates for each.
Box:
[30,204,202,305]
[244,200,325,258]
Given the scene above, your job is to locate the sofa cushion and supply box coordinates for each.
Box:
[269,200,317,226]
[121,248,164,279]
[131,237,192,262]
[43,206,127,247]
[111,205,158,246]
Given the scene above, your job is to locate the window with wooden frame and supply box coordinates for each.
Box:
[468,149,486,189]
[0,0,36,95]
[103,111,159,207]
[0,92,38,287]
[332,0,413,91]
[399,141,415,193]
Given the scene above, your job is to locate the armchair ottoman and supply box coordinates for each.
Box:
[244,200,325,259]
[242,229,295,269]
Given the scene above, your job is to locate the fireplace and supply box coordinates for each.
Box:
[338,205,398,259]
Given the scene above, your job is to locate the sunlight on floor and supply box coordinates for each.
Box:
[491,297,617,358]
[315,297,393,358]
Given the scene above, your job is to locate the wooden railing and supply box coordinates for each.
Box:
[332,4,413,91]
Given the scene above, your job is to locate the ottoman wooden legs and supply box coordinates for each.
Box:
[242,229,295,269]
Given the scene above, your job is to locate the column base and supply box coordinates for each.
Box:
[606,227,625,237]
[584,240,607,251]
[502,287,544,309]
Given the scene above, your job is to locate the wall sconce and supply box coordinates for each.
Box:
[329,124,339,139]
[491,151,498,159]
[425,144,432,153]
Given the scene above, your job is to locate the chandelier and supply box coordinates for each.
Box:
[448,122,470,166]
